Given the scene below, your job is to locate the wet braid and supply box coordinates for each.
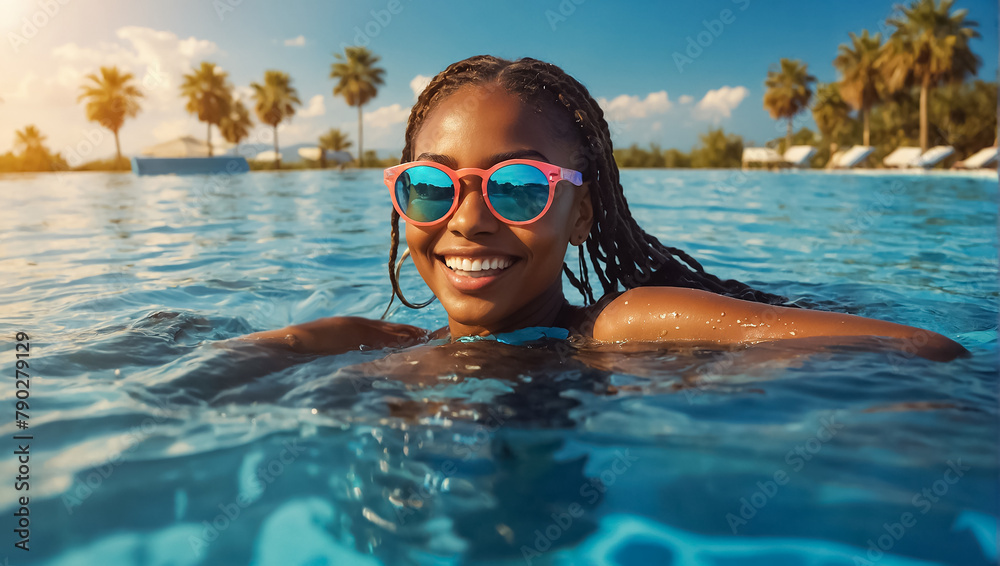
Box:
[385,55,789,315]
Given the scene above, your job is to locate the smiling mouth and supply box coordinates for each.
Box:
[439,255,518,278]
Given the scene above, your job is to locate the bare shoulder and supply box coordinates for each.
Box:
[590,286,968,362]
[233,316,429,355]
[592,287,738,342]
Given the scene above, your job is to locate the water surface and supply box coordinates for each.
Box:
[0,169,996,565]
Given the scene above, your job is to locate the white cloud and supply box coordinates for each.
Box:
[693,86,749,121]
[363,103,410,128]
[410,74,432,99]
[597,91,672,121]
[678,95,694,105]
[233,85,254,103]
[4,74,37,101]
[44,27,220,110]
[283,35,306,47]
[298,94,325,118]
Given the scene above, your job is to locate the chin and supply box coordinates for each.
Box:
[441,295,510,327]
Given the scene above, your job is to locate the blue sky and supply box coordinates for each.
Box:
[1,0,996,158]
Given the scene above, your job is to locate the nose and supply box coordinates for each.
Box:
[447,175,499,237]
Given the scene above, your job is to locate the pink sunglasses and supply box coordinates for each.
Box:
[384,158,583,226]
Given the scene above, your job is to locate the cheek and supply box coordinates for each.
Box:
[404,224,436,276]
[527,198,577,247]
[514,221,569,265]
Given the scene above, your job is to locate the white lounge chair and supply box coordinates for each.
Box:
[883,147,923,168]
[783,146,817,168]
[741,147,784,168]
[913,146,954,168]
[954,147,997,169]
[834,146,875,168]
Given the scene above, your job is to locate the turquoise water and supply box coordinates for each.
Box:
[0,169,996,565]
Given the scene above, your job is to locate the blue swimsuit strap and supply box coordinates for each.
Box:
[454,326,570,345]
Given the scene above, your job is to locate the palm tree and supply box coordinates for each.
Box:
[330,47,385,167]
[13,125,46,154]
[879,0,980,151]
[250,70,301,169]
[928,80,998,156]
[13,125,58,171]
[834,30,884,146]
[78,66,143,165]
[812,83,856,165]
[317,128,352,168]
[220,98,253,153]
[763,58,817,151]
[180,62,233,157]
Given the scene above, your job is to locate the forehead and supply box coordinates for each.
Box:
[413,85,577,164]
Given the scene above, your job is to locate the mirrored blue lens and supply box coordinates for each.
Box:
[395,166,454,223]
[486,164,549,222]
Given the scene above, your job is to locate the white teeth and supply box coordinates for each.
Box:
[443,256,515,273]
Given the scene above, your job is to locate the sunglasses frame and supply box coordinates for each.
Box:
[384,158,584,226]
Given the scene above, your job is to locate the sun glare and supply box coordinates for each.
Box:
[0,1,32,32]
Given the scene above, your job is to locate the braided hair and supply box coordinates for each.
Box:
[387,55,788,314]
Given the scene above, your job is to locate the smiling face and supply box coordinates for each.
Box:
[406,85,593,336]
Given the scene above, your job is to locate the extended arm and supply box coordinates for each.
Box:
[593,287,968,362]
[231,316,430,356]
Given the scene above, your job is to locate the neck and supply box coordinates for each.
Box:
[447,280,570,339]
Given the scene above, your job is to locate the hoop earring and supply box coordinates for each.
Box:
[394,248,436,309]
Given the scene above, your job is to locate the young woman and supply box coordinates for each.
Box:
[239,55,966,363]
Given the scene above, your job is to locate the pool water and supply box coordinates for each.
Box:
[1,168,996,565]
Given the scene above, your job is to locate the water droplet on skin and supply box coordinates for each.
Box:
[624,301,628,305]
[736,319,741,323]
[720,312,726,317]
[790,331,796,336]
[659,313,667,319]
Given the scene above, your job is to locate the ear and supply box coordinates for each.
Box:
[570,183,593,246]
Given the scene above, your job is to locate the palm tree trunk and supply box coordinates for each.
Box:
[207,122,213,157]
[273,124,280,170]
[785,117,793,153]
[357,104,364,168]
[919,75,930,152]
[863,106,870,147]
[114,130,122,167]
